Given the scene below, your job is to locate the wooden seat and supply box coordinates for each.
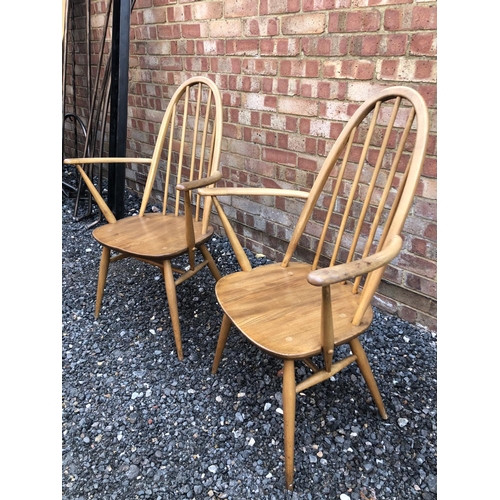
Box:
[64,76,223,361]
[199,86,430,490]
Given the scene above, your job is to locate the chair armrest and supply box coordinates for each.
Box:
[64,157,153,165]
[176,172,222,192]
[307,235,403,286]
[197,186,310,272]
[197,186,310,199]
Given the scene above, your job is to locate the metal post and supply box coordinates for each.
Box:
[108,0,130,219]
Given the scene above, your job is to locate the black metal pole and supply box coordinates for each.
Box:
[108,0,130,219]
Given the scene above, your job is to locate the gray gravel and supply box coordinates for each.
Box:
[62,172,437,499]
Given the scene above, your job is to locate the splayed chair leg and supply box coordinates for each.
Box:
[350,337,387,419]
[282,359,296,490]
[95,246,110,318]
[212,313,232,374]
[163,260,184,361]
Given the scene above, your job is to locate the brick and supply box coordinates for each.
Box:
[377,58,436,83]
[410,32,437,56]
[263,147,297,167]
[228,75,261,92]
[303,0,344,10]
[146,41,170,55]
[324,59,375,80]
[157,24,181,39]
[260,0,300,15]
[412,199,436,221]
[192,2,223,21]
[361,0,412,5]
[226,39,260,55]
[167,5,191,22]
[342,10,381,32]
[278,96,318,116]
[243,93,277,112]
[412,5,437,30]
[184,57,210,72]
[244,18,279,37]
[260,38,300,56]
[408,236,437,260]
[143,7,166,24]
[242,58,278,76]
[211,57,241,74]
[197,39,225,56]
[225,0,258,18]
[302,35,349,57]
[181,23,209,38]
[282,13,326,35]
[208,19,242,38]
[280,60,320,78]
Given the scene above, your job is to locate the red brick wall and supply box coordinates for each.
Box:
[66,0,437,331]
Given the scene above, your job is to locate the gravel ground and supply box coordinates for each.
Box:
[62,172,437,500]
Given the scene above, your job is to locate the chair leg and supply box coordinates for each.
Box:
[95,246,110,318]
[282,359,296,491]
[199,243,222,282]
[211,313,232,374]
[163,260,184,361]
[349,338,387,419]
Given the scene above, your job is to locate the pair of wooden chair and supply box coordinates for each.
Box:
[65,78,430,491]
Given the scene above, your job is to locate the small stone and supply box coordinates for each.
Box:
[126,464,140,480]
[398,418,409,427]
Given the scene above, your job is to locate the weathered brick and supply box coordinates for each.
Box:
[242,58,278,76]
[410,32,436,56]
[167,5,191,22]
[303,0,347,10]
[244,17,279,37]
[181,23,209,38]
[261,38,300,56]
[280,60,320,78]
[209,19,242,38]
[225,0,258,18]
[192,2,223,21]
[344,10,381,32]
[260,0,300,15]
[226,39,260,56]
[278,96,318,116]
[143,7,166,24]
[283,13,326,35]
[412,5,437,30]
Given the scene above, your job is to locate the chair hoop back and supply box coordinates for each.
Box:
[139,76,223,226]
[282,87,429,322]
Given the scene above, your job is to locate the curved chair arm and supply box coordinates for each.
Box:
[176,172,222,192]
[307,235,403,286]
[198,186,310,272]
[197,186,310,199]
[65,157,153,223]
[64,157,153,165]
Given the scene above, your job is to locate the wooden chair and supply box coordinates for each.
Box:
[64,76,223,361]
[199,86,429,490]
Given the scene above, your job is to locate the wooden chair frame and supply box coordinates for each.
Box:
[199,86,430,490]
[64,76,223,360]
